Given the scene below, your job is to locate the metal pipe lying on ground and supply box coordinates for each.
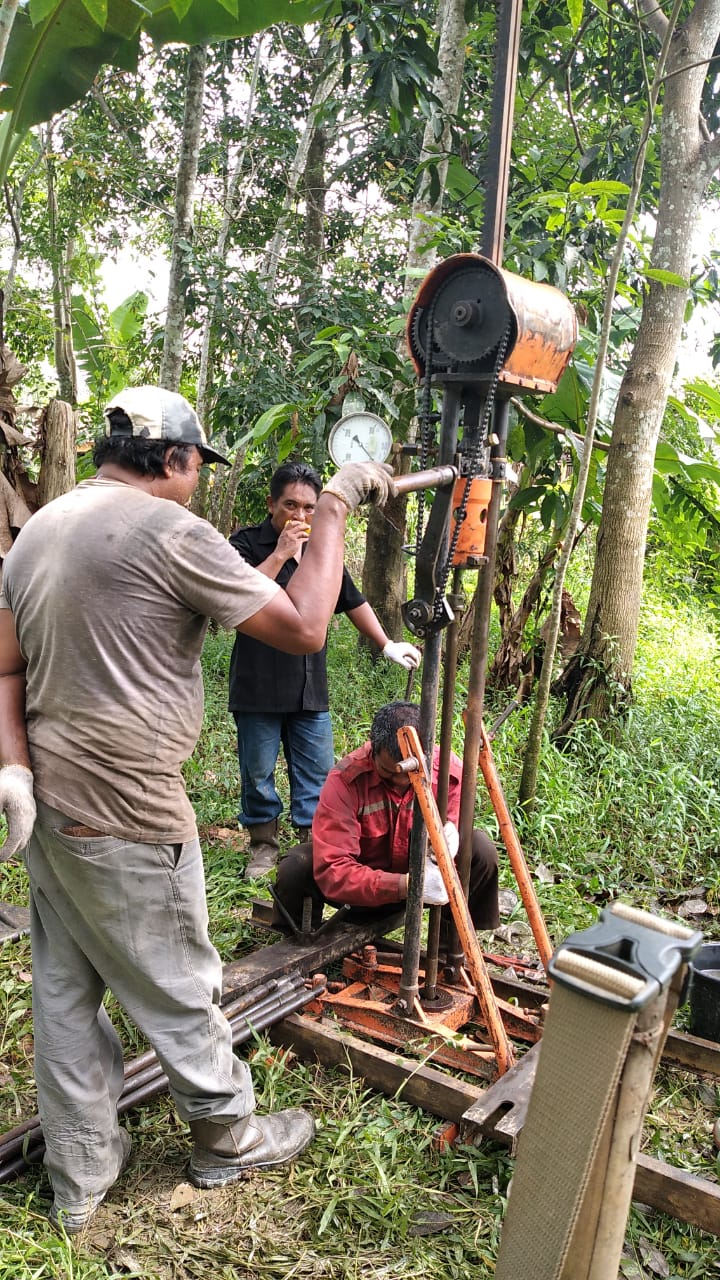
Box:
[0,973,315,1161]
[0,971,322,1183]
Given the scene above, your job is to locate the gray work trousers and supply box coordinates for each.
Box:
[26,801,254,1212]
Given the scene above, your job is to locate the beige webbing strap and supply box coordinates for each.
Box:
[494,906,698,1280]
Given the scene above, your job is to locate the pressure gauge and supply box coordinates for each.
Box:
[327,411,394,466]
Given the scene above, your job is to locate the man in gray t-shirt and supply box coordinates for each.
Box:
[0,385,395,1233]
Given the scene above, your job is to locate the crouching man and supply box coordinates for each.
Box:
[273,701,500,935]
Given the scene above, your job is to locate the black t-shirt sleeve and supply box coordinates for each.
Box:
[335,567,366,614]
[229,526,261,568]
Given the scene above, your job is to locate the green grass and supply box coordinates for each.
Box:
[2,574,720,1275]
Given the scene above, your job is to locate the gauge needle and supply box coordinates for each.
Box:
[352,434,373,460]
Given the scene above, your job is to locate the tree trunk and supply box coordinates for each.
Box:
[489,540,561,691]
[1,151,43,318]
[296,119,327,329]
[259,42,340,302]
[36,399,76,505]
[363,0,469,639]
[361,489,411,649]
[196,38,263,426]
[160,44,207,392]
[45,133,78,405]
[404,0,469,284]
[558,0,720,729]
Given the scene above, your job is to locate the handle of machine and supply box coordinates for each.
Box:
[392,465,458,496]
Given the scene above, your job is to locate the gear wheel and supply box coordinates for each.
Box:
[410,263,513,370]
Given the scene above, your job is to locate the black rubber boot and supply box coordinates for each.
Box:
[244,819,280,878]
[188,1109,315,1188]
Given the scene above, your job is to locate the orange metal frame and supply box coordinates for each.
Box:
[309,724,552,1083]
[478,722,553,971]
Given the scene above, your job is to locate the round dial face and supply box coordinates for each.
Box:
[328,412,393,465]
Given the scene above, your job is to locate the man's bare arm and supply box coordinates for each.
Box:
[237,464,396,653]
[0,610,30,768]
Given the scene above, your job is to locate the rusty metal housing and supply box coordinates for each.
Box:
[407,252,578,395]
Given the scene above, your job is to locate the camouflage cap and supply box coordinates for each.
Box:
[104,386,229,466]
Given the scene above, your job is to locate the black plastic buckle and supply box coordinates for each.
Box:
[548,905,703,1011]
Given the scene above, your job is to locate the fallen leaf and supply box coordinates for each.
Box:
[638,1236,670,1277]
[494,921,533,943]
[408,1210,455,1236]
[498,889,519,917]
[677,899,708,918]
[169,1182,199,1211]
[113,1248,144,1272]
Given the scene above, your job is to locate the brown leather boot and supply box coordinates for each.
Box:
[244,819,279,878]
[188,1108,315,1188]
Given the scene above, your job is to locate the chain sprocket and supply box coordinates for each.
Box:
[409,263,512,369]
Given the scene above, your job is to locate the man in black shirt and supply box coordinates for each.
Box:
[229,461,421,877]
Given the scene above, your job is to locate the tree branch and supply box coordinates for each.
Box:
[633,0,668,43]
[510,398,611,452]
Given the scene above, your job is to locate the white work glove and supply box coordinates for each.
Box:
[382,640,421,670]
[422,854,449,906]
[321,462,397,511]
[0,765,36,860]
[443,821,459,859]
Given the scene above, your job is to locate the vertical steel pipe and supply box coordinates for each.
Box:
[480,0,524,265]
[458,400,511,906]
[396,387,461,1015]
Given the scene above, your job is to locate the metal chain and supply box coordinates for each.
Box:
[414,295,439,562]
[433,322,511,617]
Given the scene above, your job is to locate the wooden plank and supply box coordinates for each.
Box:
[634,1153,720,1234]
[222,912,405,1000]
[269,1013,485,1123]
[662,1027,720,1076]
[271,1012,720,1233]
[219,924,720,1079]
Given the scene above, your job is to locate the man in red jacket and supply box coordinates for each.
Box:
[273,701,499,934]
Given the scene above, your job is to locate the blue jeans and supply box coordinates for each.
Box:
[234,711,335,830]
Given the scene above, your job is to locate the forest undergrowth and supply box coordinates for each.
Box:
[0,579,719,1278]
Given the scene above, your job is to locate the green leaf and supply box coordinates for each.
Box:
[142,0,324,45]
[567,179,630,198]
[71,295,104,375]
[314,325,344,339]
[294,349,328,375]
[509,485,547,511]
[685,379,720,417]
[317,1195,338,1236]
[654,442,720,488]
[566,0,583,31]
[80,0,108,26]
[250,401,297,441]
[0,0,143,165]
[0,0,327,180]
[168,0,194,20]
[645,268,689,289]
[28,0,59,23]
[367,385,399,421]
[110,291,148,342]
